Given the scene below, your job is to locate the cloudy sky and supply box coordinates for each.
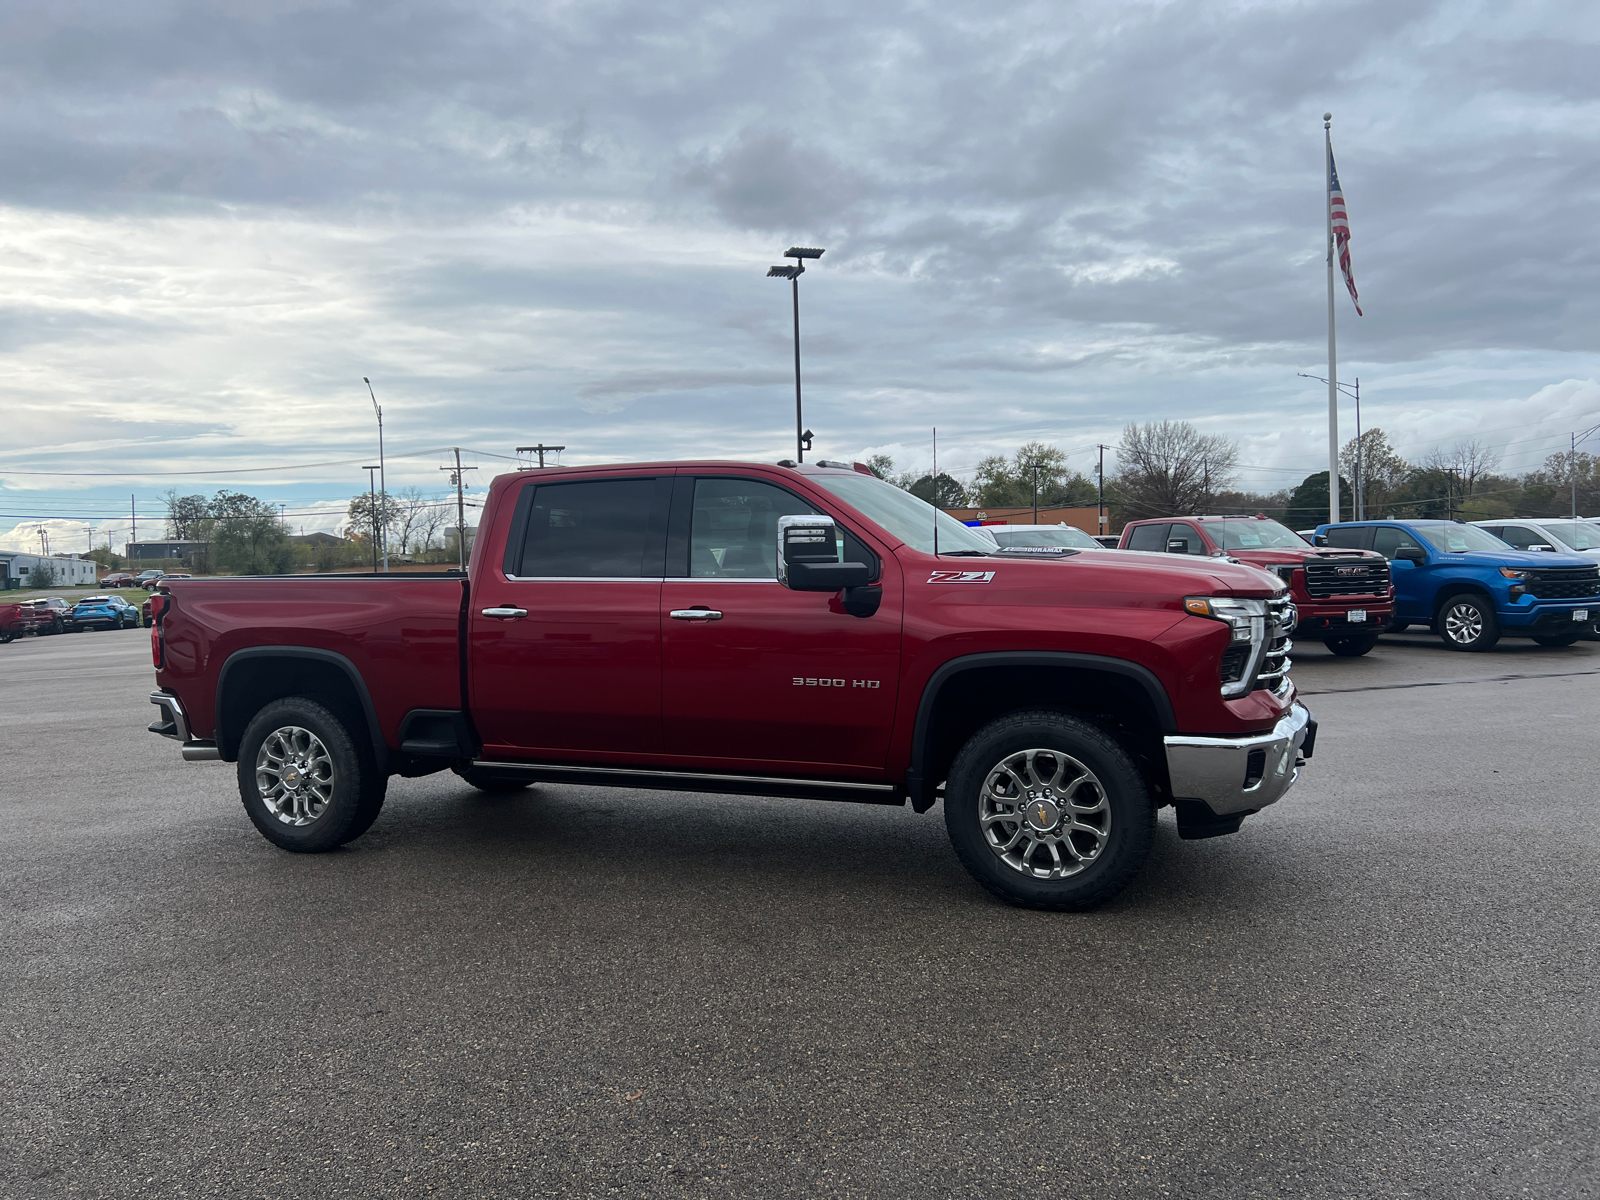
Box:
[2,0,1597,553]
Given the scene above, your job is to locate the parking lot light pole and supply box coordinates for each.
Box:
[362,466,381,573]
[364,378,387,571]
[767,247,824,463]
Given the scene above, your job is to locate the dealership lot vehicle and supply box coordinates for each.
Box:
[1317,518,1600,650]
[981,522,1107,551]
[1472,517,1600,562]
[1120,514,1393,657]
[98,572,136,588]
[3,596,70,638]
[147,461,1314,910]
[135,570,164,588]
[66,594,139,631]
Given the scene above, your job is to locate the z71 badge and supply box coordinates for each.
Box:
[927,570,996,584]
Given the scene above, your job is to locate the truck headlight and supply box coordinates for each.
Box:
[1499,567,1526,580]
[1185,596,1268,643]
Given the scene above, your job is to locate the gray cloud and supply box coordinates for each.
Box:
[2,0,1598,541]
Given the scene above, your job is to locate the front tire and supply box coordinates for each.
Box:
[1325,634,1379,657]
[1438,593,1500,652]
[944,710,1154,911]
[237,697,387,852]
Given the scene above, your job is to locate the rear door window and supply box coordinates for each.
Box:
[511,478,670,578]
[1371,526,1423,559]
[1124,523,1170,552]
[1496,525,1540,550]
[1323,526,1373,550]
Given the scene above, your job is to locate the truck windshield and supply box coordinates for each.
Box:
[1415,525,1510,553]
[1208,519,1309,550]
[808,473,995,555]
[1540,521,1600,551]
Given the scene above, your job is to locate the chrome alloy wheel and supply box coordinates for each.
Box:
[978,749,1111,879]
[1442,602,1484,646]
[254,726,336,826]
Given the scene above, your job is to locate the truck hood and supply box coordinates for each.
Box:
[971,548,1285,598]
[1441,549,1597,570]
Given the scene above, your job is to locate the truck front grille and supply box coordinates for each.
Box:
[1255,598,1294,695]
[1302,556,1390,599]
[1523,566,1600,600]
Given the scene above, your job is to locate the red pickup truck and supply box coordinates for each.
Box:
[1118,515,1393,656]
[1,596,70,641]
[146,461,1315,910]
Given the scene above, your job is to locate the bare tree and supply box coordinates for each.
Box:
[1113,422,1239,517]
[1422,439,1503,500]
[414,495,450,554]
[389,487,435,556]
[1340,428,1413,514]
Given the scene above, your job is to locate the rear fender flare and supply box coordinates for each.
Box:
[216,646,388,770]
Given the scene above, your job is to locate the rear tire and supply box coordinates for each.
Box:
[1532,631,1582,647]
[943,710,1154,911]
[237,697,386,852]
[1325,634,1379,657]
[452,765,533,793]
[1437,593,1500,652]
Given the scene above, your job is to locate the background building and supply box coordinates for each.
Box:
[0,552,100,589]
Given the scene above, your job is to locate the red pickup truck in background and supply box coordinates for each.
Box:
[1118,515,1393,656]
[146,461,1315,910]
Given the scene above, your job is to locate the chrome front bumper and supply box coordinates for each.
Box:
[149,690,221,761]
[1164,702,1314,816]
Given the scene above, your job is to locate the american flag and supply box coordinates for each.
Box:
[1329,148,1362,315]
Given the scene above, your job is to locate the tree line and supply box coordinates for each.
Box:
[144,487,465,574]
[866,422,1599,528]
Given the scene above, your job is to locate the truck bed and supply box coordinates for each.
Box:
[155,574,469,755]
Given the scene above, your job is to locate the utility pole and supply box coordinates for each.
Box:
[516,444,566,469]
[442,449,477,569]
[131,494,137,549]
[362,466,381,572]
[1445,467,1461,522]
[1031,465,1040,524]
[364,378,388,571]
[1097,444,1110,536]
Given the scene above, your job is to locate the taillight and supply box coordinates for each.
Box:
[150,593,169,669]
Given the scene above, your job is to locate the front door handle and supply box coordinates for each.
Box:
[481,607,529,620]
[669,608,723,621]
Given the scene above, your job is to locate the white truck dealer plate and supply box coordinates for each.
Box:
[1347,610,1367,623]
[1575,610,1589,622]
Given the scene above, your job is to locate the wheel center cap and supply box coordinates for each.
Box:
[283,766,302,789]
[1025,797,1061,832]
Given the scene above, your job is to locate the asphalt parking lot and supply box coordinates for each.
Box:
[3,628,1597,1199]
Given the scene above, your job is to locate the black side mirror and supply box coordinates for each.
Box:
[1313,534,1328,547]
[778,515,870,592]
[1395,545,1426,562]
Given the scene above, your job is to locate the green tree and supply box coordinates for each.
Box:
[345,490,398,552]
[1340,428,1411,517]
[909,473,969,507]
[162,491,211,539]
[1284,472,1354,528]
[973,442,1095,508]
[29,561,57,589]
[206,490,291,574]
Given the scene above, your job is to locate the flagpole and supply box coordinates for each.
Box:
[1325,112,1339,527]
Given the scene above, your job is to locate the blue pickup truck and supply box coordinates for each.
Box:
[1313,519,1600,651]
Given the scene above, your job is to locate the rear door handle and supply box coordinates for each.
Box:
[669,608,723,621]
[481,607,528,620]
